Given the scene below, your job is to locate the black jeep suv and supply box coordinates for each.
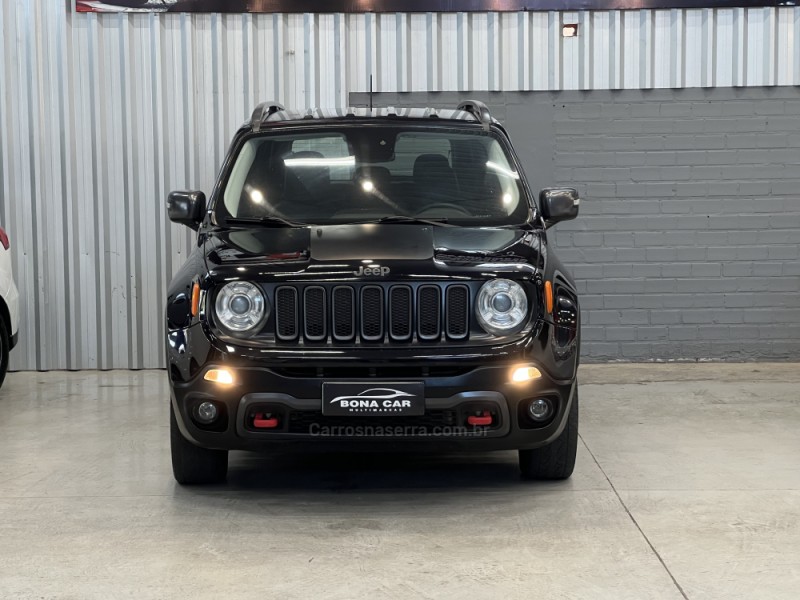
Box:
[166,101,581,485]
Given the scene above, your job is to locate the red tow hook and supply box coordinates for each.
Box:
[253,413,279,429]
[467,411,493,427]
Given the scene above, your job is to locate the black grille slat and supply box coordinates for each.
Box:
[303,286,327,341]
[332,286,355,341]
[417,285,441,340]
[275,286,298,341]
[446,285,469,339]
[389,286,413,341]
[271,366,475,378]
[360,286,384,341]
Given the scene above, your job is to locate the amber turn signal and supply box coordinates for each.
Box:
[191,282,201,317]
[204,368,234,385]
[544,281,554,314]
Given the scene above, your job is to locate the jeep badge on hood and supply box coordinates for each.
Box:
[354,265,390,277]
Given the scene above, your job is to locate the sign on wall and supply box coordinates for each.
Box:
[76,0,792,13]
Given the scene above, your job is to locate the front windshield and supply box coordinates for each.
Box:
[219,125,530,226]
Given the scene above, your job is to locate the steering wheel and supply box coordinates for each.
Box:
[416,203,472,217]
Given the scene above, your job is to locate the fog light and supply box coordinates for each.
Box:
[511,366,542,383]
[196,401,218,424]
[527,398,553,422]
[204,368,234,385]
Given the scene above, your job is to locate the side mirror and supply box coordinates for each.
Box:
[539,187,580,227]
[167,191,206,230]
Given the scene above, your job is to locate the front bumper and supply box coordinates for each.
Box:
[170,362,577,453]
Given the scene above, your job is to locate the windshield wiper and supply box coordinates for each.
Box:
[224,216,308,228]
[358,215,455,227]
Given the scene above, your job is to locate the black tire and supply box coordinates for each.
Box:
[0,317,9,390]
[170,404,228,485]
[519,387,579,481]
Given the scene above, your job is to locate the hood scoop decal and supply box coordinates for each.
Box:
[212,248,309,264]
[435,252,527,264]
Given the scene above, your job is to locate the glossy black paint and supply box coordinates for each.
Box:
[540,187,580,228]
[167,191,206,230]
[165,111,581,453]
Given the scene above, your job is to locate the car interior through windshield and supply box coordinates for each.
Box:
[220,127,530,226]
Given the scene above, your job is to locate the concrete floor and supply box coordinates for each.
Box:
[0,364,798,599]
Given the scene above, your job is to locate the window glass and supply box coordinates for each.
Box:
[220,126,528,226]
[291,135,354,181]
[391,134,452,176]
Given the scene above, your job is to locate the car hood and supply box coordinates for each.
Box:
[204,224,543,279]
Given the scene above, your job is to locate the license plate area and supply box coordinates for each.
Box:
[322,382,425,416]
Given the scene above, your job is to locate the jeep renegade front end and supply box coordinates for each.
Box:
[166,101,581,484]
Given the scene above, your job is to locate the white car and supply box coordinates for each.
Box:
[76,1,176,12]
[0,226,19,388]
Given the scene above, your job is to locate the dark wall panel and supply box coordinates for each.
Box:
[353,88,800,361]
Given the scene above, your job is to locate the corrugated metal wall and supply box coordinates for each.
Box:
[1,1,799,370]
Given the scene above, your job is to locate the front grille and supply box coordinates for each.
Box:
[270,282,472,344]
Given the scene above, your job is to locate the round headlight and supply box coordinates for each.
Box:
[215,282,268,334]
[476,279,528,336]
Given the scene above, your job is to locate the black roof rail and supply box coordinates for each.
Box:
[250,101,286,132]
[456,100,492,131]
